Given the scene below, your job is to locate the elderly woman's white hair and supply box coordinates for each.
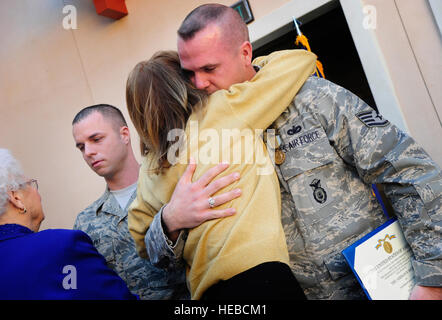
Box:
[0,149,27,215]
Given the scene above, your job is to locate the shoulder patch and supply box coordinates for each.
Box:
[356,110,389,127]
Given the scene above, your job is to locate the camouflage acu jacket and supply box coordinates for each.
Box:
[269,76,441,299]
[146,76,441,300]
[74,188,189,300]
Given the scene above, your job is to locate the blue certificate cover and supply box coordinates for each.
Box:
[342,218,415,300]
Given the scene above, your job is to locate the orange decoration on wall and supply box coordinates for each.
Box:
[93,0,128,20]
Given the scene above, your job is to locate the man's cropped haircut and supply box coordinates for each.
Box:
[72,104,128,130]
[177,3,249,42]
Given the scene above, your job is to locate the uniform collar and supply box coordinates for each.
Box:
[94,187,137,221]
[0,224,34,242]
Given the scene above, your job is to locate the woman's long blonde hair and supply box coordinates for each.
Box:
[126,51,207,173]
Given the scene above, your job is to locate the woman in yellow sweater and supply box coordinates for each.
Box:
[126,49,316,300]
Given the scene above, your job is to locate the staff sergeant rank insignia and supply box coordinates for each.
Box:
[356,110,389,127]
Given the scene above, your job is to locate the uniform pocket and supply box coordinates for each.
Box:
[277,115,335,181]
[275,114,338,221]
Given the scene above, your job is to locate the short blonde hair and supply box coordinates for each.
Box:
[0,149,26,215]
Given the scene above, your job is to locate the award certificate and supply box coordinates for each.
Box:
[342,218,415,300]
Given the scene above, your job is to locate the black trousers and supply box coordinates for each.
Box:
[201,262,306,300]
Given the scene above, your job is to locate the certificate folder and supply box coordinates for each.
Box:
[342,218,415,300]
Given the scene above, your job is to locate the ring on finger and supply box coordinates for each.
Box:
[208,197,216,208]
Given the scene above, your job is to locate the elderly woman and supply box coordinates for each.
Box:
[0,148,137,300]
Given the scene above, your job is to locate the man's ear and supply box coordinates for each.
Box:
[239,41,253,66]
[7,190,25,212]
[120,126,131,144]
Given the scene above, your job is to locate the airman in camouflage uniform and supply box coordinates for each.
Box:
[271,76,441,299]
[148,3,441,299]
[72,104,190,300]
[147,75,441,300]
[74,189,189,300]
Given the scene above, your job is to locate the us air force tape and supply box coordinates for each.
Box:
[356,110,389,128]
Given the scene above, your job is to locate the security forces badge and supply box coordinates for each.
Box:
[305,173,334,210]
[356,110,389,128]
[309,179,327,204]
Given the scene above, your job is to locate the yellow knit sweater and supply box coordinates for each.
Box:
[128,49,317,299]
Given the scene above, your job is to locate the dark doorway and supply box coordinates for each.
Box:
[253,2,377,111]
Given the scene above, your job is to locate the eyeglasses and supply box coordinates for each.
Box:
[25,179,38,190]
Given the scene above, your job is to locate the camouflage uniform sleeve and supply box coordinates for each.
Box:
[144,205,187,271]
[311,77,442,287]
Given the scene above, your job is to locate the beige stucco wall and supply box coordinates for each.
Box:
[362,0,442,163]
[1,0,441,230]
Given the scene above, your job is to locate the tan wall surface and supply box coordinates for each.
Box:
[1,0,441,230]
[363,0,442,163]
